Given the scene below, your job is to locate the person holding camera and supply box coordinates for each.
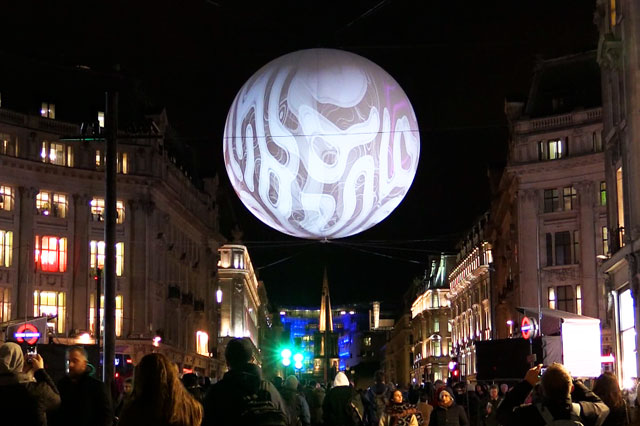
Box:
[497,363,609,426]
[0,342,61,426]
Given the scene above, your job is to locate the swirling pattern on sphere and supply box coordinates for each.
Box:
[223,48,420,239]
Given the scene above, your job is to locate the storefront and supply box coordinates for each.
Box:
[615,288,637,389]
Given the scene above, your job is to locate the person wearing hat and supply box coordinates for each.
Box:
[280,375,311,426]
[429,387,469,426]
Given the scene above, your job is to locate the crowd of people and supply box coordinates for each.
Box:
[0,338,636,426]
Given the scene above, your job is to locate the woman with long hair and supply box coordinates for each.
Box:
[119,353,203,426]
[592,373,628,426]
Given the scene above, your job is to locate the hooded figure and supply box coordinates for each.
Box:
[0,342,60,426]
[280,375,311,426]
[323,371,365,426]
[429,387,469,426]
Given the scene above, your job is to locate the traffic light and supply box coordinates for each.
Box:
[293,352,304,370]
[449,356,459,381]
[281,348,292,366]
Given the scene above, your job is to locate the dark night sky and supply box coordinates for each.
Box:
[2,0,598,309]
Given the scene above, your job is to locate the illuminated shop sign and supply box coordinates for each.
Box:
[14,324,41,345]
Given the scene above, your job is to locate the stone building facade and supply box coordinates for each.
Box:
[0,105,224,376]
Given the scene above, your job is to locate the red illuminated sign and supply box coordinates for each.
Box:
[14,323,40,345]
[521,316,533,340]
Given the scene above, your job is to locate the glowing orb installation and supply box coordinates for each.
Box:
[223,48,420,239]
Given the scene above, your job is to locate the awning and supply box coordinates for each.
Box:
[516,307,599,323]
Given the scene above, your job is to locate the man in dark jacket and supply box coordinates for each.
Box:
[0,342,60,426]
[202,338,287,426]
[364,370,393,426]
[323,371,365,426]
[51,346,113,426]
[497,363,609,426]
[430,386,469,426]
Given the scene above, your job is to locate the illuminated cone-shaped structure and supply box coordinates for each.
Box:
[315,268,338,383]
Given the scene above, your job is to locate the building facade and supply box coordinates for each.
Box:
[410,254,455,384]
[449,216,493,379]
[595,0,640,389]
[383,312,412,387]
[0,104,224,376]
[491,52,609,367]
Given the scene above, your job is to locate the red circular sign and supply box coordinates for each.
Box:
[15,324,40,345]
[521,316,533,339]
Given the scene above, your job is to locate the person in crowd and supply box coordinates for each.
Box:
[379,389,423,426]
[483,385,502,426]
[499,384,509,397]
[182,373,204,403]
[593,373,629,426]
[497,363,609,426]
[364,370,394,426]
[272,375,284,393]
[304,380,326,426]
[323,371,365,426]
[416,387,433,426]
[408,385,420,405]
[118,353,201,426]
[202,338,287,426]
[200,376,212,395]
[281,375,311,426]
[0,342,60,426]
[114,377,134,421]
[430,386,468,426]
[51,346,112,426]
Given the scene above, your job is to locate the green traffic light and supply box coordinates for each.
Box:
[282,358,291,367]
[293,353,303,363]
[281,348,292,359]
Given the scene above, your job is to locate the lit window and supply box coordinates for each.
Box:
[36,192,67,218]
[616,167,624,233]
[96,150,102,167]
[33,290,65,333]
[90,198,125,223]
[576,285,582,315]
[434,318,440,333]
[117,152,128,174]
[98,112,105,129]
[544,189,560,213]
[602,227,609,255]
[0,230,13,267]
[41,141,67,166]
[610,0,616,28]
[364,337,372,347]
[563,186,577,211]
[432,338,441,357]
[40,102,56,119]
[600,182,607,206]
[0,287,10,323]
[0,133,17,157]
[0,186,14,211]
[90,295,123,337]
[548,287,556,310]
[35,236,67,272]
[90,241,124,276]
[539,138,565,161]
[556,285,574,313]
[196,331,209,355]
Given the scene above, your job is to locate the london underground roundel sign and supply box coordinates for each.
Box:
[14,323,40,345]
[521,316,534,339]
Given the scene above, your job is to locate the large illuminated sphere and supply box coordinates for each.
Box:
[223,48,420,239]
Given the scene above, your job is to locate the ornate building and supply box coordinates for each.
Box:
[0,100,224,376]
[449,215,493,379]
[410,254,455,384]
[595,0,640,388]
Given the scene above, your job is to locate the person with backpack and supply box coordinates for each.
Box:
[497,363,609,426]
[364,370,393,426]
[323,371,365,426]
[281,375,311,426]
[202,338,287,426]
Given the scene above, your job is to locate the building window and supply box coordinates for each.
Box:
[41,141,72,166]
[555,231,572,265]
[36,192,68,218]
[196,331,209,355]
[544,189,560,213]
[40,102,56,119]
[33,290,65,333]
[433,318,440,333]
[602,227,609,255]
[98,112,105,129]
[0,186,13,211]
[573,231,580,264]
[619,289,637,389]
[89,295,123,337]
[432,338,442,357]
[117,152,128,174]
[90,241,124,276]
[547,231,576,266]
[563,186,577,211]
[610,0,617,28]
[539,138,565,161]
[576,285,582,315]
[35,236,67,272]
[616,167,625,233]
[0,230,13,267]
[600,181,607,206]
[593,131,603,152]
[556,285,574,313]
[0,287,10,323]
[548,287,556,309]
[90,198,125,223]
[0,133,18,156]
[95,150,102,167]
[364,336,372,347]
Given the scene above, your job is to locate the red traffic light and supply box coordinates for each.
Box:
[452,370,459,377]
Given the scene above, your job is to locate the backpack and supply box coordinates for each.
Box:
[347,392,365,426]
[238,380,288,426]
[535,403,584,426]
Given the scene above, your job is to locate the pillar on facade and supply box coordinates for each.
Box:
[129,199,151,335]
[71,194,91,331]
[16,186,36,318]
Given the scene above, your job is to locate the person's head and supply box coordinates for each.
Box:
[131,353,202,425]
[593,373,624,409]
[224,338,253,370]
[392,390,403,403]
[374,370,386,384]
[500,383,509,394]
[285,375,299,391]
[489,385,499,399]
[0,342,24,374]
[67,346,88,378]
[434,379,445,389]
[333,371,350,387]
[541,363,573,402]
[272,376,283,389]
[182,373,198,388]
[436,387,454,408]
[123,378,133,395]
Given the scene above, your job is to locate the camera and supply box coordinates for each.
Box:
[539,366,547,377]
[26,346,37,357]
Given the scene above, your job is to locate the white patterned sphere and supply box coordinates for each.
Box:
[223,48,420,239]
